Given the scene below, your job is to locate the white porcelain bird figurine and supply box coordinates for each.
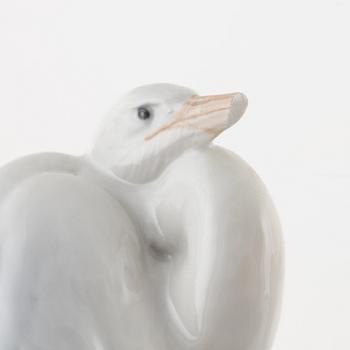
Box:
[0,83,284,350]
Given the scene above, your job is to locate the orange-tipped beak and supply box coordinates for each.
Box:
[145,92,248,141]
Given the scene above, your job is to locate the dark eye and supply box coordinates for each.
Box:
[137,107,152,120]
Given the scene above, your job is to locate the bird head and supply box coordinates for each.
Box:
[89,83,248,183]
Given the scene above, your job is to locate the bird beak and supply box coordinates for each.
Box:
[145,92,248,141]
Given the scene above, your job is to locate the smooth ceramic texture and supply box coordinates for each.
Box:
[0,83,284,349]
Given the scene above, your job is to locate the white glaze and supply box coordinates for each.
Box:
[0,83,283,349]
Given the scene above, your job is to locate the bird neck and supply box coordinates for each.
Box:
[81,154,166,246]
[88,147,179,184]
[91,139,214,185]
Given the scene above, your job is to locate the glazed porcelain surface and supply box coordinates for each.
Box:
[0,83,284,349]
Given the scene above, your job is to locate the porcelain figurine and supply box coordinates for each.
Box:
[0,83,284,350]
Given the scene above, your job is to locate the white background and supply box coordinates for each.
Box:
[0,0,349,349]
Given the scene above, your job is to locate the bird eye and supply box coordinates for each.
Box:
[137,107,152,120]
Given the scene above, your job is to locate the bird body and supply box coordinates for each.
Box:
[0,83,283,349]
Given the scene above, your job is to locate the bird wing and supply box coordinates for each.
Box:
[0,154,146,350]
[152,146,284,349]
